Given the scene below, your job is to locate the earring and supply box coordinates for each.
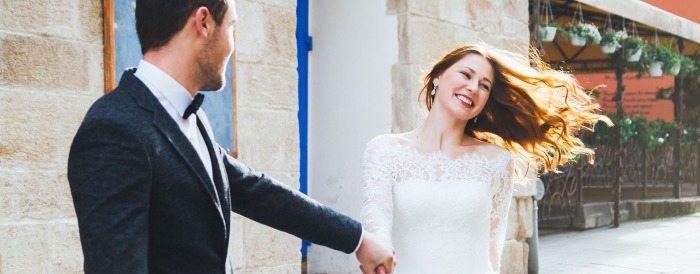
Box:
[431,86,436,96]
[474,117,478,123]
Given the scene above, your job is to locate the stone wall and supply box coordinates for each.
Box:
[231,0,302,273]
[389,0,533,272]
[0,0,104,273]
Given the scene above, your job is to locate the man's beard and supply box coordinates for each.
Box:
[196,39,226,91]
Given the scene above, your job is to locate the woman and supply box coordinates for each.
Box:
[361,44,610,273]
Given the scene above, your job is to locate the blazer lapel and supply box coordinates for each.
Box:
[120,70,225,216]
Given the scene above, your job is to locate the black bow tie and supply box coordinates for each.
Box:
[183,93,205,119]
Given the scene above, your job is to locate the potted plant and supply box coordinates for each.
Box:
[623,37,647,62]
[564,23,601,46]
[539,21,561,42]
[680,55,697,77]
[599,30,628,54]
[655,46,682,76]
[539,0,558,42]
[637,45,680,77]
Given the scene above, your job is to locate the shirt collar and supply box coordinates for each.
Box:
[134,60,194,117]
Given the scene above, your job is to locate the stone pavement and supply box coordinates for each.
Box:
[538,212,700,274]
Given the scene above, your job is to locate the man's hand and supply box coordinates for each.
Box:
[355,232,396,274]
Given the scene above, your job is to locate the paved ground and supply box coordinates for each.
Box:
[538,212,700,274]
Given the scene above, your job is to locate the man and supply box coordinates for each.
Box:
[67,0,395,273]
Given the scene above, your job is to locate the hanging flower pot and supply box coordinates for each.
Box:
[539,26,558,42]
[538,1,559,43]
[601,43,617,53]
[599,30,626,54]
[624,24,646,62]
[564,23,601,47]
[627,48,643,62]
[668,61,681,76]
[649,61,663,77]
[570,34,586,46]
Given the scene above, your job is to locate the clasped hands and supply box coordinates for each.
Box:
[355,231,396,274]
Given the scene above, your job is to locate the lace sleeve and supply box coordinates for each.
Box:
[489,154,514,272]
[360,136,395,244]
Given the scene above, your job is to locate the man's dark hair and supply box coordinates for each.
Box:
[136,0,228,54]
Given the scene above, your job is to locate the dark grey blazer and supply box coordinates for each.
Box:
[67,70,362,274]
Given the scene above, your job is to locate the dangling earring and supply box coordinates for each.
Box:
[431,86,436,96]
[474,116,478,123]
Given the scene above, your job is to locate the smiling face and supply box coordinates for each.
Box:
[431,53,495,121]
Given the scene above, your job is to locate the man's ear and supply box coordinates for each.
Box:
[194,7,212,37]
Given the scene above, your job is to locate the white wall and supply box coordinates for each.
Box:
[307,1,397,273]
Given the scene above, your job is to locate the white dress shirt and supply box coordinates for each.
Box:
[134,60,214,184]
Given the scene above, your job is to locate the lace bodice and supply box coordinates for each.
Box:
[361,134,514,273]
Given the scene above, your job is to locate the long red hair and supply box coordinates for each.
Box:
[420,44,612,173]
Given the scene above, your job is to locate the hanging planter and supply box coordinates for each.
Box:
[601,43,617,54]
[680,55,699,78]
[563,4,600,47]
[540,25,559,42]
[624,38,647,62]
[600,31,627,54]
[649,61,663,77]
[634,30,682,78]
[654,45,682,76]
[599,15,627,54]
[538,0,559,42]
[668,61,681,76]
[627,48,643,61]
[564,23,601,46]
[624,23,646,62]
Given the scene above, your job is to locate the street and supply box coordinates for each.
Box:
[539,212,700,274]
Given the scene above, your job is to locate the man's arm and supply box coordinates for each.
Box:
[223,153,361,253]
[223,153,395,273]
[68,117,151,274]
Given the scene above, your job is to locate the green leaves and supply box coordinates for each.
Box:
[589,113,698,149]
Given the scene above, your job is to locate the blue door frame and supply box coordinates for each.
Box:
[296,0,312,257]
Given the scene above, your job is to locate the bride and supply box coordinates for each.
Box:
[361,44,610,273]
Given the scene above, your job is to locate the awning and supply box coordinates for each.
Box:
[532,0,700,72]
[576,0,700,44]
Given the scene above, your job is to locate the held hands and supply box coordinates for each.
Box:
[355,232,396,274]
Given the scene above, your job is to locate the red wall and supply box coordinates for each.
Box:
[575,73,674,121]
[642,0,700,24]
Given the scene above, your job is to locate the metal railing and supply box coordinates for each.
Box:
[538,141,699,221]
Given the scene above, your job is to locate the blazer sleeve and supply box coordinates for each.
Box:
[67,117,151,274]
[223,153,362,254]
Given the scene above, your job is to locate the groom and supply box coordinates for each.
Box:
[67,0,394,273]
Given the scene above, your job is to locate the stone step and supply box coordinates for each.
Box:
[539,197,700,230]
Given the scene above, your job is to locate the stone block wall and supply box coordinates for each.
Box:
[0,0,104,273]
[231,0,303,273]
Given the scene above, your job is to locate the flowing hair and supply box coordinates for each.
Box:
[419,44,613,173]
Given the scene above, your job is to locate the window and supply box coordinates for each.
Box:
[103,0,238,157]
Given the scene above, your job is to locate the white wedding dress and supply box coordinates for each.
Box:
[361,134,514,274]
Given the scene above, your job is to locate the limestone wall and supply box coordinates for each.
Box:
[230,0,303,273]
[0,0,104,272]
